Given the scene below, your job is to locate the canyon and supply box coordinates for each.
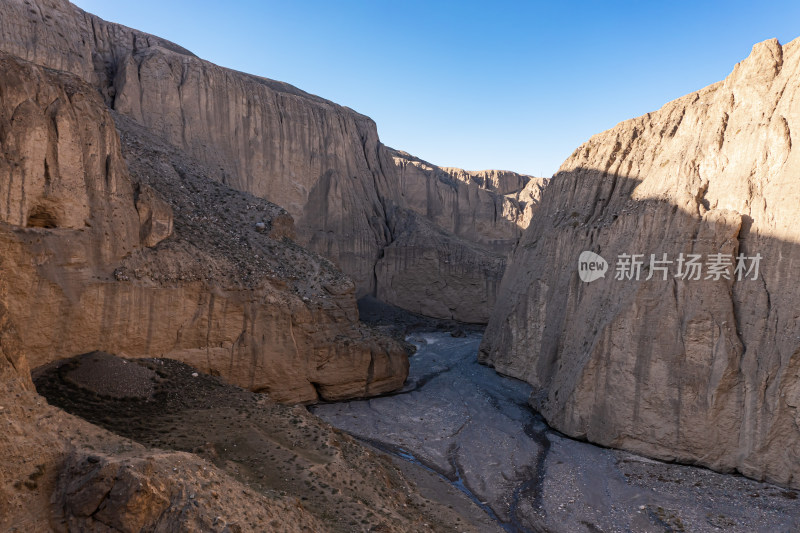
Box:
[0,0,541,529]
[1,0,800,530]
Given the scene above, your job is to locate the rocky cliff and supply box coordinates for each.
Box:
[481,38,800,488]
[375,151,546,322]
[388,150,543,252]
[0,50,407,403]
[0,25,481,530]
[0,0,543,322]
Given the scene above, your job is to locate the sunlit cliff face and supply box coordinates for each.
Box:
[481,37,800,489]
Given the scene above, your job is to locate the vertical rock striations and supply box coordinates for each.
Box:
[0,0,545,322]
[376,151,547,322]
[481,38,800,488]
[0,50,407,403]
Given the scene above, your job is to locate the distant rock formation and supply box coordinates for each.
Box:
[481,38,800,488]
[0,0,546,323]
[377,151,546,322]
[0,50,407,403]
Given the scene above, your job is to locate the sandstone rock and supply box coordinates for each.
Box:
[387,150,541,253]
[0,50,407,403]
[512,176,549,229]
[481,37,800,488]
[375,152,547,320]
[111,111,409,403]
[55,454,171,533]
[0,0,545,322]
[0,301,327,532]
[0,49,446,532]
[135,184,173,247]
[375,209,506,323]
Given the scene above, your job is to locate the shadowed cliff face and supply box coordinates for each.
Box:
[481,37,800,488]
[387,150,546,253]
[375,210,507,323]
[375,152,547,322]
[0,0,546,322]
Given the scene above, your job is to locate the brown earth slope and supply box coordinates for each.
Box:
[0,312,331,533]
[481,38,800,488]
[29,351,486,532]
[0,309,476,532]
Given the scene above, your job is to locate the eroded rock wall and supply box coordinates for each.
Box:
[0,51,407,404]
[387,150,544,252]
[481,38,800,488]
[0,0,544,321]
[377,151,546,321]
[375,210,506,323]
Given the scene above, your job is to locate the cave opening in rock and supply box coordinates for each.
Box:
[26,204,59,228]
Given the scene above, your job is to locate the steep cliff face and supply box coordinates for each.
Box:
[481,38,800,488]
[0,48,456,533]
[0,0,543,321]
[375,151,546,322]
[388,150,543,252]
[0,51,407,403]
[375,210,507,323]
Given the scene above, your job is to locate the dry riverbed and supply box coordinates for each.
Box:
[312,332,800,533]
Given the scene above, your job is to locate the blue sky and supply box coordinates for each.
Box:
[73,0,800,177]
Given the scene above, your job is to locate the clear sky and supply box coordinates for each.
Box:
[72,0,800,177]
